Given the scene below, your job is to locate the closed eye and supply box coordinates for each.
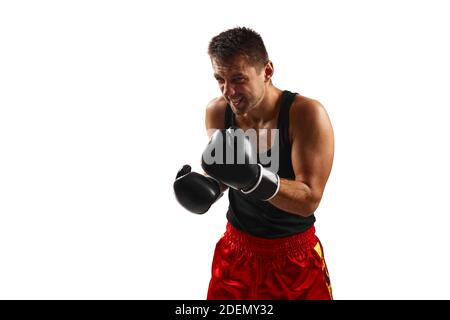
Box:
[233,77,246,84]
[214,76,224,83]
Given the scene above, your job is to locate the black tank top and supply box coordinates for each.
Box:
[224,90,316,238]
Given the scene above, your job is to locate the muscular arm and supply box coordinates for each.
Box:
[269,99,334,217]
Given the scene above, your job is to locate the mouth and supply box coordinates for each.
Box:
[230,96,244,108]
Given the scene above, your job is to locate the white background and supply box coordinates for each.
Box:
[1,0,449,299]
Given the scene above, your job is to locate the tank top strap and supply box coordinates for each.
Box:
[277,90,297,147]
[224,104,235,128]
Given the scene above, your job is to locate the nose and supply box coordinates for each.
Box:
[222,81,235,97]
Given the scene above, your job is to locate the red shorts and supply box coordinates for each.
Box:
[207,223,332,300]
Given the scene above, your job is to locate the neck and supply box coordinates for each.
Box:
[245,85,283,126]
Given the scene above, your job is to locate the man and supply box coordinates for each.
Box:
[174,27,334,300]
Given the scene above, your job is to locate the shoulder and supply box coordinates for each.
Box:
[205,96,228,136]
[289,94,332,140]
[291,94,327,121]
[206,96,227,119]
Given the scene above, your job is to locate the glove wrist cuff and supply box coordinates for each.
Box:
[205,174,221,191]
[241,164,280,201]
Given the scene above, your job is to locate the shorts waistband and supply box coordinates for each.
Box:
[223,223,317,256]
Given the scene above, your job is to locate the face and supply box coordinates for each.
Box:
[212,55,270,115]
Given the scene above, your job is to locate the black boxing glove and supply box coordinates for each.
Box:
[201,128,280,201]
[173,164,222,214]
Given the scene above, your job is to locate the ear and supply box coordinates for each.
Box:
[264,60,274,82]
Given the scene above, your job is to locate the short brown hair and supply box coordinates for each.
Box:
[208,27,269,70]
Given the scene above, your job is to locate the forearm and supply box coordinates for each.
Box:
[269,178,319,217]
